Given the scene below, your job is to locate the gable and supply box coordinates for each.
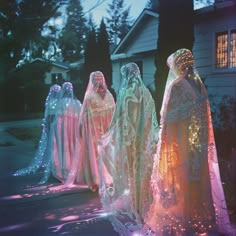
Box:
[113,10,158,55]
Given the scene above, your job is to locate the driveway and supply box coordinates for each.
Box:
[0,119,118,236]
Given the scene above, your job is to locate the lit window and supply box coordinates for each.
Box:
[51,73,63,83]
[216,30,236,69]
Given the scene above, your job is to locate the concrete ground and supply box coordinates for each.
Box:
[0,119,118,236]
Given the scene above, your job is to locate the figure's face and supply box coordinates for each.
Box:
[93,74,103,89]
[93,74,106,97]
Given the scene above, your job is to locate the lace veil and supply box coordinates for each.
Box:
[64,71,115,190]
[42,82,82,184]
[14,84,61,177]
[144,49,235,235]
[98,63,159,235]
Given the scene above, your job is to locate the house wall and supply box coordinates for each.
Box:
[44,66,69,84]
[112,52,156,95]
[125,17,158,54]
[193,6,236,99]
[111,11,158,95]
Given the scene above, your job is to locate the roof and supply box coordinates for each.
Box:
[195,0,236,15]
[8,58,70,79]
[112,8,159,55]
[30,58,70,70]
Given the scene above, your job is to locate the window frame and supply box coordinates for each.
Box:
[215,29,236,71]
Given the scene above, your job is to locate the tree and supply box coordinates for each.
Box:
[146,0,160,11]
[0,0,61,76]
[59,0,88,62]
[97,19,116,99]
[105,0,133,46]
[87,13,97,31]
[154,0,194,121]
[83,27,98,85]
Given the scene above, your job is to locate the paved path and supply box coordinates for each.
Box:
[0,120,118,236]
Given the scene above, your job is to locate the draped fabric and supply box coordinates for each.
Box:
[144,49,235,235]
[65,71,115,191]
[45,82,81,184]
[98,63,159,235]
[14,84,61,178]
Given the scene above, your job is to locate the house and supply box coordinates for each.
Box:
[43,59,70,84]
[193,0,236,99]
[111,9,159,95]
[111,1,236,101]
[9,58,70,85]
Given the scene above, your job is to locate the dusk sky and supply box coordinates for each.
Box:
[82,0,147,25]
[81,0,208,25]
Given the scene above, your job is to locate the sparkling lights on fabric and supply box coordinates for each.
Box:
[98,62,159,235]
[14,82,82,186]
[14,84,62,177]
[63,71,115,191]
[144,48,236,235]
[48,82,81,184]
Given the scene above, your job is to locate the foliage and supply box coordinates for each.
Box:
[146,0,160,11]
[83,20,115,100]
[209,95,236,159]
[59,0,88,62]
[0,0,61,79]
[105,0,133,45]
[97,19,116,99]
[83,27,98,85]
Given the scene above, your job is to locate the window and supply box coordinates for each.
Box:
[51,73,63,84]
[216,30,236,69]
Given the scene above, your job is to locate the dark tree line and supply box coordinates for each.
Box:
[83,19,116,101]
[0,0,62,78]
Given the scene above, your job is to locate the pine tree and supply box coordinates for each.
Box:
[97,19,116,99]
[87,13,97,31]
[83,27,98,86]
[105,0,133,46]
[146,0,160,11]
[59,0,88,62]
[154,0,194,121]
[0,0,60,69]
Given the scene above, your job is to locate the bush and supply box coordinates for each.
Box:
[209,95,236,159]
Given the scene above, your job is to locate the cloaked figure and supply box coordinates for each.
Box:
[144,49,236,235]
[45,82,82,184]
[14,84,61,180]
[65,71,115,192]
[98,62,159,235]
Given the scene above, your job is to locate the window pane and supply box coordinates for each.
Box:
[216,32,228,68]
[230,30,236,68]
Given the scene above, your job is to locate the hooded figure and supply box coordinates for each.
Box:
[48,82,81,184]
[98,62,159,235]
[144,49,235,235]
[68,71,115,192]
[14,84,61,180]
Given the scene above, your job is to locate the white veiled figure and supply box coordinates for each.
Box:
[143,49,236,235]
[14,84,61,178]
[66,71,115,191]
[98,62,159,235]
[43,82,81,184]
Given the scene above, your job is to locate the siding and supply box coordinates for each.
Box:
[126,17,158,54]
[111,10,158,95]
[193,6,236,98]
